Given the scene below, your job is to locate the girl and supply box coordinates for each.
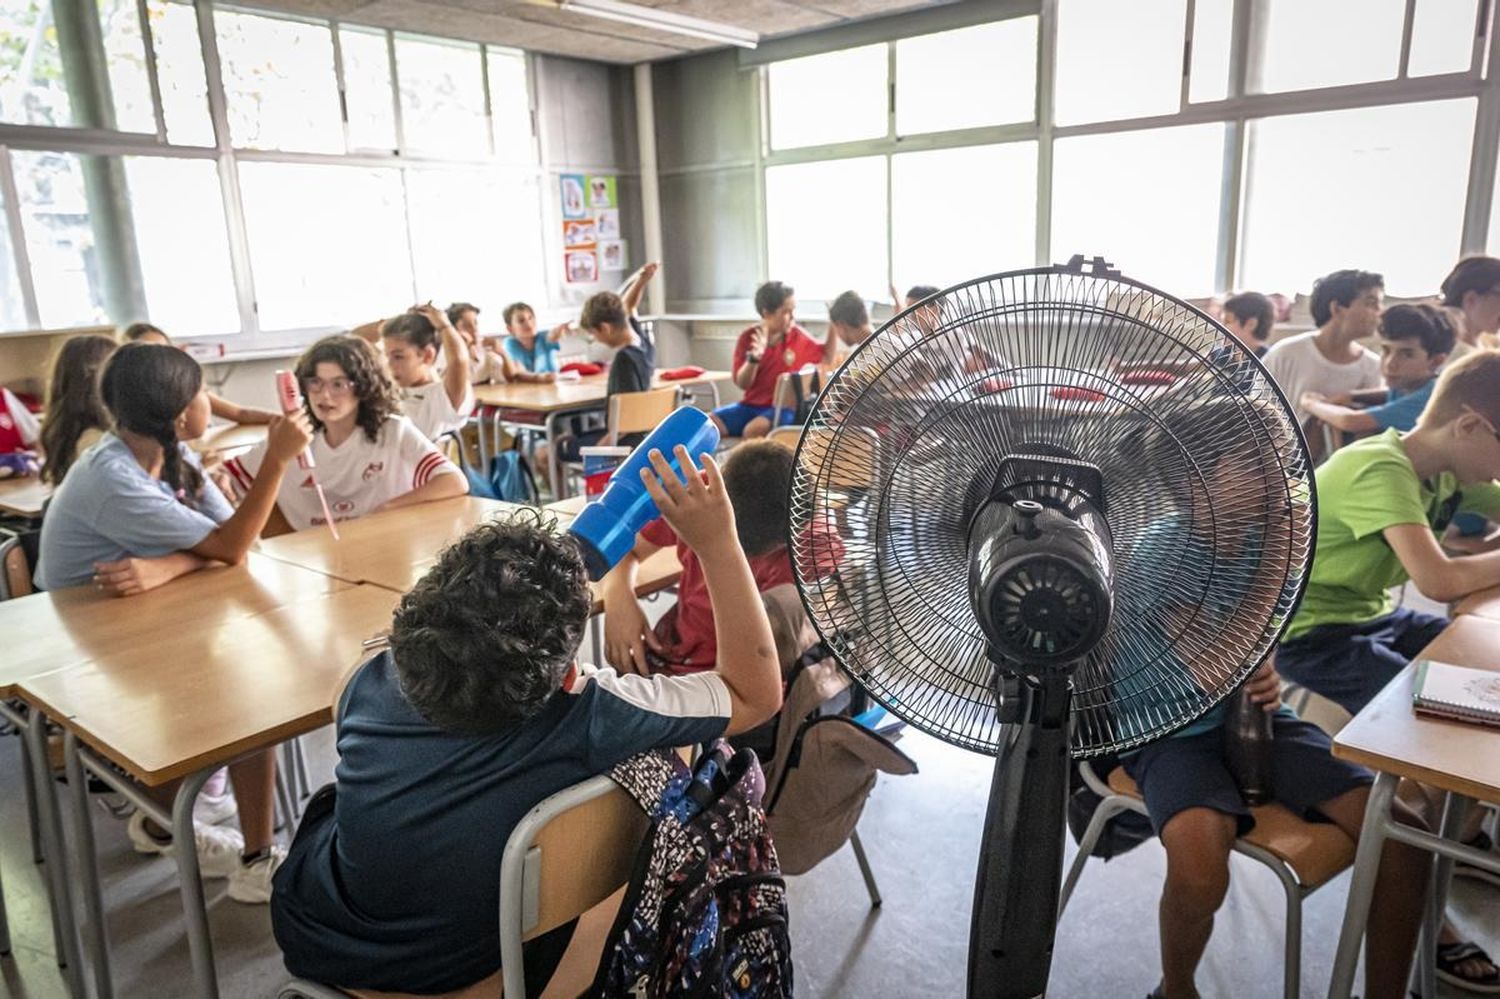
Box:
[224,335,467,531]
[380,303,476,440]
[121,323,280,425]
[35,342,312,902]
[39,334,117,486]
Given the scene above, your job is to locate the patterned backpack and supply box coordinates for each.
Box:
[590,741,793,998]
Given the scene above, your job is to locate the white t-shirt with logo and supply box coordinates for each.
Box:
[1262,331,1383,423]
[223,415,461,531]
[401,380,475,441]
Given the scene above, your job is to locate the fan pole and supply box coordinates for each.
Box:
[967,673,1072,998]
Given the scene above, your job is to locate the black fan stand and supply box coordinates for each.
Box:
[968,670,1073,998]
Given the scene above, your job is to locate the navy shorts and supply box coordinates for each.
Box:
[1276,608,1447,715]
[711,401,796,436]
[1121,713,1373,836]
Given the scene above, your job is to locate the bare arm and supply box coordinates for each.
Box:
[1383,522,1500,602]
[375,469,468,512]
[600,534,667,674]
[92,552,211,597]
[734,329,766,391]
[420,305,471,409]
[349,318,385,345]
[208,393,277,425]
[620,261,659,317]
[1303,395,1379,434]
[190,414,310,565]
[819,323,840,366]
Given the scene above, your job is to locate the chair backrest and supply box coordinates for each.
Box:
[767,425,802,451]
[607,386,679,442]
[0,534,33,600]
[498,775,648,998]
[770,366,820,424]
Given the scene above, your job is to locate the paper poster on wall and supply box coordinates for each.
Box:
[595,209,620,240]
[566,249,599,284]
[599,240,626,271]
[560,174,587,219]
[563,219,597,248]
[586,175,617,210]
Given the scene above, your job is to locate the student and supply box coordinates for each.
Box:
[1440,254,1500,353]
[500,302,569,382]
[1219,291,1274,358]
[224,336,466,532]
[380,304,476,441]
[35,343,312,899]
[1261,270,1383,426]
[559,264,664,460]
[270,456,781,995]
[39,334,117,486]
[121,323,280,425]
[1301,304,1455,436]
[828,291,873,352]
[711,281,838,439]
[445,301,508,384]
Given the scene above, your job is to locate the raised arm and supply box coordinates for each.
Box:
[416,303,471,409]
[208,393,277,425]
[733,329,766,391]
[191,413,311,565]
[620,261,660,317]
[600,533,668,674]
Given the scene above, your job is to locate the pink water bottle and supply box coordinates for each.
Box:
[276,370,339,538]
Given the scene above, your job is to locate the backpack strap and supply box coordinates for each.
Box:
[608,748,690,816]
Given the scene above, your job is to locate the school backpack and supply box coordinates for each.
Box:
[590,742,793,998]
[787,369,821,426]
[488,446,538,504]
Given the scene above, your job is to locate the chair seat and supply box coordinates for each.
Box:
[1106,767,1356,889]
[344,970,501,999]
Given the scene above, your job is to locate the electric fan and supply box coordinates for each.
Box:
[787,256,1314,998]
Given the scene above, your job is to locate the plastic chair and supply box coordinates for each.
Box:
[1059,761,1356,999]
[769,366,821,429]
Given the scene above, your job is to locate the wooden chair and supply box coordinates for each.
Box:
[1059,761,1357,999]
[560,386,680,496]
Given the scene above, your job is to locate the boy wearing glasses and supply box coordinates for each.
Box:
[224,335,466,531]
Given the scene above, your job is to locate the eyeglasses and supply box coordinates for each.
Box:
[303,376,354,396]
[1464,406,1500,444]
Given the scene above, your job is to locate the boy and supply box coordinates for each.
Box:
[271,457,782,995]
[500,301,569,383]
[563,262,662,459]
[1219,290,1274,358]
[828,290,873,351]
[445,300,507,384]
[1301,303,1455,436]
[711,281,838,440]
[1262,269,1383,426]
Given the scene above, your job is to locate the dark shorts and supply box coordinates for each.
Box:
[1121,713,1373,836]
[1277,608,1448,715]
[711,401,796,436]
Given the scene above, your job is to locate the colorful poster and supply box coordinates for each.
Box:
[560,174,586,219]
[566,249,599,284]
[599,240,626,271]
[563,218,597,248]
[586,175,617,210]
[595,209,620,239]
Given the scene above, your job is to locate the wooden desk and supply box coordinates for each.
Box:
[0,475,48,517]
[1452,583,1500,621]
[544,494,588,518]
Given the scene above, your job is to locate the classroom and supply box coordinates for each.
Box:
[0,1,1498,997]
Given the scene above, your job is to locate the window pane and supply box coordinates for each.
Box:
[1409,0,1479,77]
[1241,100,1475,297]
[1051,124,1225,297]
[99,0,156,132]
[0,1,71,127]
[14,150,108,328]
[406,167,544,307]
[147,0,213,146]
[1188,0,1233,103]
[340,26,396,152]
[0,184,28,331]
[766,156,886,303]
[1255,0,1404,93]
[1055,0,1186,125]
[896,19,1036,135]
[396,35,488,158]
[768,45,887,151]
[892,144,1037,290]
[488,48,533,164]
[124,158,238,335]
[239,162,411,331]
[216,10,341,153]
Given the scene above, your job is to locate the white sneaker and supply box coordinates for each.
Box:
[193,787,238,826]
[227,846,287,904]
[124,811,245,879]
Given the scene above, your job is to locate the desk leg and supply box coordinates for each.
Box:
[1417,793,1473,998]
[21,710,85,995]
[64,731,112,999]
[171,767,220,999]
[1328,770,1399,999]
[546,411,565,500]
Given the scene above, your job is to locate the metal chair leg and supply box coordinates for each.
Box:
[17,719,43,863]
[293,737,311,802]
[1058,795,1132,916]
[849,829,881,908]
[0,851,10,956]
[275,767,295,832]
[65,733,112,999]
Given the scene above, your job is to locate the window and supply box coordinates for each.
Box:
[0,184,27,331]
[215,10,341,153]
[395,35,488,158]
[340,26,396,152]
[765,156,886,303]
[1051,123,1226,297]
[1188,0,1234,103]
[124,157,238,334]
[238,162,411,330]
[146,0,213,146]
[406,167,545,307]
[0,1,72,128]
[1254,0,1405,94]
[13,150,108,329]
[487,47,533,164]
[767,45,887,151]
[1240,100,1475,297]
[1055,0,1186,125]
[892,144,1037,289]
[1409,0,1480,78]
[99,0,157,133]
[895,20,1037,135]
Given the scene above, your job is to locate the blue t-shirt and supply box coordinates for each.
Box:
[1364,380,1433,432]
[35,433,232,590]
[503,335,561,373]
[271,652,732,993]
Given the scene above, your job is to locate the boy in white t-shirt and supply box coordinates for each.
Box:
[381,304,476,441]
[1262,269,1384,426]
[224,336,466,531]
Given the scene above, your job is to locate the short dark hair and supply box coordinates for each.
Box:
[1440,255,1500,308]
[293,335,399,443]
[1379,303,1456,358]
[754,281,794,317]
[722,440,794,556]
[1222,291,1275,342]
[828,291,868,329]
[391,511,592,736]
[1310,269,1383,326]
[580,291,626,332]
[447,302,479,326]
[380,312,438,352]
[121,322,168,343]
[502,302,534,327]
[906,285,941,304]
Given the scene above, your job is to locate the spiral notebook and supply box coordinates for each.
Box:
[1411,661,1500,729]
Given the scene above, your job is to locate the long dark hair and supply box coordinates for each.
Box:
[40,334,116,486]
[293,335,399,442]
[100,343,206,508]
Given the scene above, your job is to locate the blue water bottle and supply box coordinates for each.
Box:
[569,406,720,580]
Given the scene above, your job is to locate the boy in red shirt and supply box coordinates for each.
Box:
[710,281,838,440]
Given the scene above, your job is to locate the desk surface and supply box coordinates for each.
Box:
[472,370,729,413]
[0,476,48,517]
[1333,615,1500,804]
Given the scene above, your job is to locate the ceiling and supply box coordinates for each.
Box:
[226,0,944,63]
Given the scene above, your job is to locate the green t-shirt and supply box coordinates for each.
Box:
[1286,429,1500,639]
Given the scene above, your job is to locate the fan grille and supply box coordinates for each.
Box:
[788,267,1315,757]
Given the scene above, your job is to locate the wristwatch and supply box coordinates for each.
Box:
[745,353,763,364]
